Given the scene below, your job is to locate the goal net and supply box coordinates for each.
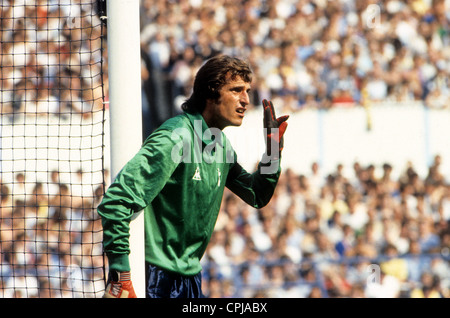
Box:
[0,0,107,298]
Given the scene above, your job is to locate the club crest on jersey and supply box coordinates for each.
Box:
[192,167,201,181]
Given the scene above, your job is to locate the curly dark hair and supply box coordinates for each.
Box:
[181,54,253,114]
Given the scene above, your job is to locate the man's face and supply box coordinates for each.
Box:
[204,75,251,130]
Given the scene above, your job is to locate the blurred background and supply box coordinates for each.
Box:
[0,0,449,298]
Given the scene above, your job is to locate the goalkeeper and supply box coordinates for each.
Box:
[98,54,289,298]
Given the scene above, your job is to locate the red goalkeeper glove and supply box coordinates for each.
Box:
[263,99,289,158]
[103,270,137,298]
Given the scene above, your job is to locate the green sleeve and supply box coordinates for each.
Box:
[225,154,281,209]
[97,129,180,271]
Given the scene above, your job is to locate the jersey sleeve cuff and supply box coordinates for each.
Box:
[107,253,131,272]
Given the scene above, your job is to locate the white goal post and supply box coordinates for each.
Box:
[106,0,145,298]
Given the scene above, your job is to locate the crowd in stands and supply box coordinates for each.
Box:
[0,1,105,119]
[0,169,106,298]
[200,157,450,297]
[139,0,450,136]
[0,1,106,297]
[0,0,449,298]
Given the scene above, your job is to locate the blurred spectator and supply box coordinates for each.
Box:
[410,272,444,298]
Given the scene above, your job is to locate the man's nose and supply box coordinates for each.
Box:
[240,91,250,105]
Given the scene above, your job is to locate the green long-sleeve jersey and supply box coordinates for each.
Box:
[97,111,281,275]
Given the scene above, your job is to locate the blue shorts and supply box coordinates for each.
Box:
[146,263,204,298]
